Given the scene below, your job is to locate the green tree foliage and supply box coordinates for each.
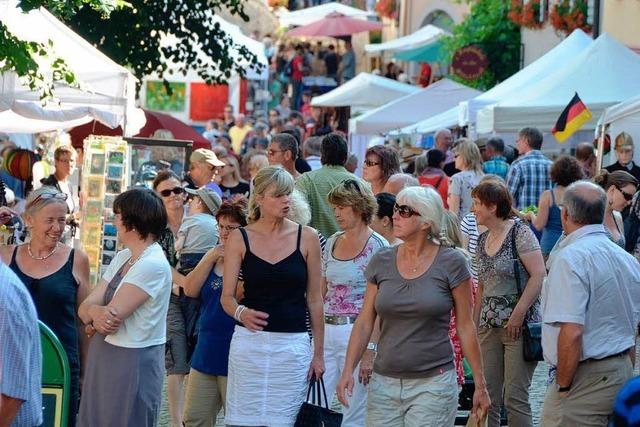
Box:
[442,0,521,90]
[64,0,261,85]
[2,0,259,100]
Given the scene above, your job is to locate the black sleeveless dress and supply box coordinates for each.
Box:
[10,246,80,426]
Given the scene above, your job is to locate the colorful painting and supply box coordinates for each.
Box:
[89,153,105,175]
[87,177,103,199]
[146,81,186,112]
[85,201,103,222]
[107,151,124,165]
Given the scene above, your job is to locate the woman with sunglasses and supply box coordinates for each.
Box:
[175,198,248,427]
[218,155,250,200]
[321,179,388,425]
[336,186,490,426]
[362,145,401,195]
[0,186,91,426]
[152,170,190,427]
[449,139,484,220]
[594,170,639,248]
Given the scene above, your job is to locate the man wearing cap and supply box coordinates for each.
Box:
[188,148,225,196]
[605,132,640,182]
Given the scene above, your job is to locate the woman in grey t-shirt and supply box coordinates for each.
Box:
[336,186,490,426]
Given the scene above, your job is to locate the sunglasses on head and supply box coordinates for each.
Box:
[159,187,185,197]
[27,192,68,209]
[393,203,420,218]
[617,186,635,202]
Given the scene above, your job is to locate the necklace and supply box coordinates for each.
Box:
[27,242,59,260]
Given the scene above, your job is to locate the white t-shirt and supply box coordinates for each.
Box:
[103,243,172,348]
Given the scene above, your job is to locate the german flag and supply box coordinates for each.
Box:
[552,93,592,143]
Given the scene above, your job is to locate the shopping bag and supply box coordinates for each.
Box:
[294,377,343,427]
[465,411,488,427]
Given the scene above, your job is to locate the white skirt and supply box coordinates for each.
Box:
[225,325,312,427]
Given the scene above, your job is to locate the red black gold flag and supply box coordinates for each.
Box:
[552,93,592,143]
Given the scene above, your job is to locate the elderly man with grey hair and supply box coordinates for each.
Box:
[541,180,640,427]
[303,136,322,171]
[434,128,454,164]
[382,173,420,195]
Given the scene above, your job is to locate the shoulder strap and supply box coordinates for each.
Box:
[239,227,250,251]
[68,248,76,268]
[550,188,556,206]
[10,244,19,265]
[511,223,523,295]
[434,175,444,190]
[296,224,303,250]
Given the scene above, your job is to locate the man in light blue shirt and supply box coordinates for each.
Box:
[541,181,640,427]
[0,261,42,426]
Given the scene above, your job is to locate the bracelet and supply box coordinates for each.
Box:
[234,305,247,322]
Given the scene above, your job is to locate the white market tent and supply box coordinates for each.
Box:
[278,2,372,27]
[311,72,419,110]
[364,25,448,55]
[597,94,640,166]
[391,29,593,137]
[0,0,137,133]
[476,33,640,134]
[350,78,481,134]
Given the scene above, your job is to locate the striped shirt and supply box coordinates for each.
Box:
[0,263,42,427]
[460,212,480,281]
[295,165,363,238]
[506,150,553,210]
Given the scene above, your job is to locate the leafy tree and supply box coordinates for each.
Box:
[1,0,259,100]
[442,0,521,90]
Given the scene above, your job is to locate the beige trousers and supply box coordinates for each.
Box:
[183,368,227,427]
[478,327,537,427]
[541,354,632,427]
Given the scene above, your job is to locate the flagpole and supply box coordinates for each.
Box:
[595,124,606,173]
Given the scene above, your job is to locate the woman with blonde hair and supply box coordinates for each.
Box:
[337,186,490,425]
[221,166,325,426]
[322,179,388,425]
[218,154,250,199]
[449,139,484,219]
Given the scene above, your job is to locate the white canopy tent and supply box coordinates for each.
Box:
[350,79,481,135]
[477,33,640,134]
[390,29,593,137]
[0,0,138,134]
[311,72,419,111]
[597,94,640,166]
[364,25,448,55]
[278,2,372,27]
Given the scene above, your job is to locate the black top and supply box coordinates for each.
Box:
[324,52,338,75]
[239,225,308,333]
[10,246,80,425]
[605,161,640,183]
[220,182,250,199]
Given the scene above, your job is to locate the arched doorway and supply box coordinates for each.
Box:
[421,9,454,32]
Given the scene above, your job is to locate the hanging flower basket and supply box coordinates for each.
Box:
[509,0,545,29]
[550,0,592,34]
[375,0,397,20]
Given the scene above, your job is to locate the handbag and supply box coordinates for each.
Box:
[465,411,488,427]
[294,377,343,427]
[511,224,544,362]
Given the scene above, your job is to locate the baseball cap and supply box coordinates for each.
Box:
[190,148,225,167]
[185,187,222,214]
[475,138,488,149]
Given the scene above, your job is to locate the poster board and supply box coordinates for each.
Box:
[80,136,129,285]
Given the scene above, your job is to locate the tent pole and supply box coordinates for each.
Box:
[595,124,605,173]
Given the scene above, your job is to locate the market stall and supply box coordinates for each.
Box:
[597,94,640,167]
[0,0,137,134]
[476,33,640,135]
[278,2,373,27]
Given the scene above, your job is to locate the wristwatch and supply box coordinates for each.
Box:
[557,384,571,393]
[366,342,378,352]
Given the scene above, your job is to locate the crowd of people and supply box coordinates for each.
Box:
[2,121,640,427]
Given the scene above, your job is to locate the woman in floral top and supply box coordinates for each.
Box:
[322,179,388,426]
[472,181,546,427]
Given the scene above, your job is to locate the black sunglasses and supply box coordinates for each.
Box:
[617,186,635,202]
[159,187,185,197]
[344,179,362,194]
[393,203,420,218]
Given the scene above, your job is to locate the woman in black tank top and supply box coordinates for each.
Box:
[221,167,325,426]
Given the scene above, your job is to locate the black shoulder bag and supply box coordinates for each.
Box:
[511,224,544,362]
[295,377,343,427]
